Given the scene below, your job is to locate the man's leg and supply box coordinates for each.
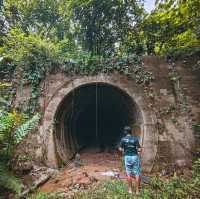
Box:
[133,156,141,194]
[127,175,133,193]
[125,156,134,193]
[135,175,140,194]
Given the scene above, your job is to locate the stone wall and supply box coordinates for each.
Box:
[14,56,199,173]
[143,56,198,169]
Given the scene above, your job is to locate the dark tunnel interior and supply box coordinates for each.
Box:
[54,83,141,162]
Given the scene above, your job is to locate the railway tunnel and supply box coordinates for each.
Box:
[53,83,143,165]
[18,60,195,171]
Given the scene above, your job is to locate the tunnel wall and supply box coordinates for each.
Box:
[54,83,141,163]
[14,56,198,173]
[39,74,158,172]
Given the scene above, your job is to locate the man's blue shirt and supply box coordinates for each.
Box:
[119,134,141,156]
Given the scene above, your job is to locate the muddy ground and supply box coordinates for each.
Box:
[39,148,126,196]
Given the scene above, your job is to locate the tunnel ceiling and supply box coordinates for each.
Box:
[54,83,142,164]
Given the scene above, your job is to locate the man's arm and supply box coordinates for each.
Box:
[136,138,143,154]
[118,138,124,153]
[138,147,143,153]
[118,146,124,152]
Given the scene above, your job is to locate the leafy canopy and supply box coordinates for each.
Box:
[143,0,200,56]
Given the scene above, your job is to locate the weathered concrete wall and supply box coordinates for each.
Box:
[143,56,198,170]
[14,56,199,173]
[39,74,158,172]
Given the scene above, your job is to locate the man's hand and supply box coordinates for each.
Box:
[118,147,124,153]
[138,147,144,154]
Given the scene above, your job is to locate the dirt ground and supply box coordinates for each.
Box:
[39,148,126,196]
[22,147,192,198]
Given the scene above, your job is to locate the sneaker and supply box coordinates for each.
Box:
[136,191,140,195]
[128,189,133,194]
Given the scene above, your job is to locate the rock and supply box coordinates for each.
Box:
[141,176,151,184]
[82,171,88,177]
[79,177,91,185]
[160,89,168,96]
[12,160,33,175]
[20,174,51,197]
[74,153,83,167]
[89,176,98,183]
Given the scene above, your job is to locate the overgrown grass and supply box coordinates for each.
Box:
[0,162,21,197]
[27,192,61,199]
[28,158,200,199]
[70,176,200,199]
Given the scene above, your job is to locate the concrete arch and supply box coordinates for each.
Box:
[40,74,158,172]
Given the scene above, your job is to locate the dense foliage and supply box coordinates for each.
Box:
[143,0,200,58]
[1,0,145,55]
[0,0,200,197]
[0,0,199,86]
[0,83,41,196]
[1,0,199,84]
[69,0,145,56]
[0,111,41,195]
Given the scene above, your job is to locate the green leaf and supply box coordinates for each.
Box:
[0,162,21,194]
[14,113,41,144]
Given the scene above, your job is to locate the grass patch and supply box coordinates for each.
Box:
[28,159,200,199]
[27,177,200,199]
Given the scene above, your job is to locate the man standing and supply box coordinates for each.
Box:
[119,126,142,195]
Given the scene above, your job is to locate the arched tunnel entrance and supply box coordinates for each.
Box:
[54,83,143,165]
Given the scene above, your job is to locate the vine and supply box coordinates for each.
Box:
[61,54,154,83]
[14,53,154,114]
[0,29,155,114]
[167,62,188,114]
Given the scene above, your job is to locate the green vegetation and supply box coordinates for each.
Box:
[27,192,61,199]
[0,110,41,196]
[1,0,199,60]
[0,83,41,196]
[143,0,200,59]
[0,0,199,113]
[193,123,200,154]
[69,158,200,199]
[27,158,200,199]
[0,0,200,198]
[14,112,41,144]
[0,163,21,195]
[70,174,200,199]
[0,28,154,113]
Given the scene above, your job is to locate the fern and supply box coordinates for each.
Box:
[0,162,21,194]
[14,113,41,144]
[0,112,40,197]
[0,112,14,142]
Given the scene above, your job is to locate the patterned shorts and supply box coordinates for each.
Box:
[124,155,141,176]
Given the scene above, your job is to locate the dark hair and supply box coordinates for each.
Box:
[124,126,132,134]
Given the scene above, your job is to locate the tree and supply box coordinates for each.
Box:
[143,0,200,55]
[0,0,9,38]
[2,0,145,57]
[69,0,145,56]
[3,0,71,40]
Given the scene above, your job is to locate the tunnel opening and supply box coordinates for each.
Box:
[54,83,142,164]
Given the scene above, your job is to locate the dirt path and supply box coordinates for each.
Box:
[39,149,126,196]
